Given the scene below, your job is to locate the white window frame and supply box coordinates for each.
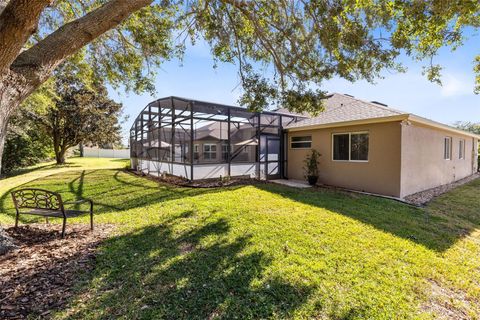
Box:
[459,139,465,159]
[193,144,200,160]
[444,137,452,160]
[332,131,369,162]
[203,143,217,160]
[221,143,229,161]
[290,135,312,149]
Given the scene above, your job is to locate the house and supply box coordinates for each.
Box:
[283,93,479,198]
[130,94,479,198]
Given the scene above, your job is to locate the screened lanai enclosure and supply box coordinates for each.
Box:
[130,97,303,181]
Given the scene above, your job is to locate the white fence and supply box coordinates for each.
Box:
[83,147,130,159]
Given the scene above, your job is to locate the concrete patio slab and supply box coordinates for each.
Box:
[270,179,312,188]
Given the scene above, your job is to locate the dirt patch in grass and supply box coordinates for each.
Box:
[404,173,480,206]
[0,224,113,319]
[178,241,196,254]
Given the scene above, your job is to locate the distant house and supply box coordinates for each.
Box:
[130,94,479,198]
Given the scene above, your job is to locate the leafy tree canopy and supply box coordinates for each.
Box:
[1,110,53,174]
[28,62,125,164]
[454,121,480,135]
[29,0,480,114]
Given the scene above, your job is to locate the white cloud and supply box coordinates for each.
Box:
[440,74,473,97]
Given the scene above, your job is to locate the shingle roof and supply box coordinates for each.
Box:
[286,93,407,129]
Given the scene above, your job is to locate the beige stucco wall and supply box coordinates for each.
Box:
[400,121,478,198]
[287,121,403,197]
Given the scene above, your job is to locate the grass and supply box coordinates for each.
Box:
[1,158,479,319]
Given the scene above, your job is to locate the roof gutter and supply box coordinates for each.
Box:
[407,114,480,139]
[286,114,480,140]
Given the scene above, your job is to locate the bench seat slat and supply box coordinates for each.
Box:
[20,208,90,218]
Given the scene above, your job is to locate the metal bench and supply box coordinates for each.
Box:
[11,188,94,238]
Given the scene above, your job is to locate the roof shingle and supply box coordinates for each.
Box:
[286,93,406,129]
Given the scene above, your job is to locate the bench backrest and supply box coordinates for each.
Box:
[11,188,64,211]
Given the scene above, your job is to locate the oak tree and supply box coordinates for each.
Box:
[1,0,479,175]
[32,76,123,164]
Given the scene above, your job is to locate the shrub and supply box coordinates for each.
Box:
[1,129,53,174]
[303,149,321,178]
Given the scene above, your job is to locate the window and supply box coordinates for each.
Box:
[332,132,369,161]
[221,144,229,161]
[291,136,312,149]
[193,144,199,160]
[333,134,349,160]
[203,144,217,160]
[174,144,183,162]
[350,133,369,161]
[444,137,452,160]
[459,139,465,159]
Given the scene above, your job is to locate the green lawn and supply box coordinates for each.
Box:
[1,158,479,319]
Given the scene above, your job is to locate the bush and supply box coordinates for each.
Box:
[303,149,321,177]
[1,129,53,174]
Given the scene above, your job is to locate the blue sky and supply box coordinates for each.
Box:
[109,34,480,144]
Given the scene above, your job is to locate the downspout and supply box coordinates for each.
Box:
[473,137,477,174]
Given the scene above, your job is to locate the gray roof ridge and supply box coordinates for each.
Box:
[290,99,365,126]
[330,92,406,115]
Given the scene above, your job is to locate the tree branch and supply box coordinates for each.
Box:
[11,0,153,86]
[0,0,52,72]
[221,0,287,87]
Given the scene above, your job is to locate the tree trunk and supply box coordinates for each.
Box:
[55,149,65,164]
[0,228,17,255]
[0,0,154,171]
[0,76,21,255]
[0,110,17,255]
[53,134,66,164]
[0,75,25,175]
[0,71,47,256]
[0,109,8,176]
[0,0,154,255]
[79,142,84,157]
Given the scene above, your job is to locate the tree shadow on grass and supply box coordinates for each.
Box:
[64,213,313,319]
[86,170,241,214]
[0,169,243,222]
[0,170,95,223]
[255,181,480,252]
